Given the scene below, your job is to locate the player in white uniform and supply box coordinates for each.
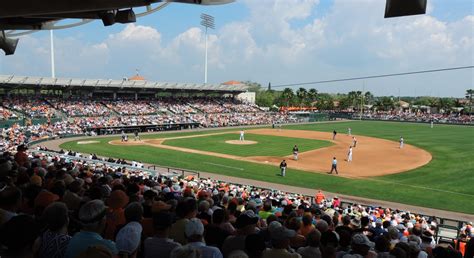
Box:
[399,136,404,149]
[430,120,434,128]
[348,127,352,136]
[347,146,353,162]
[352,136,357,147]
[240,130,245,141]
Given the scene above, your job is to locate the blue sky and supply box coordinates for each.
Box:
[0,0,472,97]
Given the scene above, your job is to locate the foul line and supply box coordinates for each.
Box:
[203,162,244,171]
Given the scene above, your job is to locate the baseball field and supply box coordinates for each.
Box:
[59,121,474,214]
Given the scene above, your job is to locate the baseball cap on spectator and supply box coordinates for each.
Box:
[236,210,259,229]
[350,217,361,228]
[116,222,142,255]
[34,190,59,209]
[185,218,205,237]
[107,190,129,209]
[352,233,375,248]
[151,200,172,213]
[270,225,296,240]
[153,212,174,230]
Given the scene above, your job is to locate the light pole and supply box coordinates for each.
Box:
[50,30,56,78]
[200,13,214,84]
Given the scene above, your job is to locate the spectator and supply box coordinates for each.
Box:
[222,210,259,257]
[262,222,301,258]
[297,230,322,258]
[144,211,181,258]
[0,214,40,258]
[173,218,222,258]
[170,197,198,245]
[33,202,72,258]
[0,185,21,225]
[64,200,118,258]
[115,202,143,258]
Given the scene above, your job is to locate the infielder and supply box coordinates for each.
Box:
[399,136,404,149]
[134,130,140,141]
[348,127,352,136]
[347,146,353,162]
[292,145,299,161]
[333,130,337,140]
[239,130,245,141]
[280,159,287,177]
[352,136,357,147]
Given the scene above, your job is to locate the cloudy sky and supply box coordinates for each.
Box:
[0,0,472,97]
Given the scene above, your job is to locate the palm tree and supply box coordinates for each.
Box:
[308,89,318,105]
[281,88,295,107]
[364,91,374,105]
[466,89,474,114]
[296,87,308,107]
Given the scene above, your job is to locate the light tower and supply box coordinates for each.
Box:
[200,13,215,84]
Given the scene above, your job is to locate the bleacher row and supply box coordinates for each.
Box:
[1,97,263,119]
[0,146,472,258]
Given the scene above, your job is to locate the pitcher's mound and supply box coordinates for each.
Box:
[225,140,258,145]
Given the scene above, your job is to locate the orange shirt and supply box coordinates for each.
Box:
[316,192,325,204]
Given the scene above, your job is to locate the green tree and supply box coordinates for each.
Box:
[466,89,474,113]
[280,88,295,107]
[296,87,308,107]
[316,93,334,110]
[243,81,262,92]
[375,97,395,111]
[308,88,318,106]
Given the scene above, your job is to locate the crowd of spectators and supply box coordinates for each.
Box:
[359,111,473,125]
[49,99,112,117]
[0,147,472,258]
[104,100,158,116]
[3,98,59,118]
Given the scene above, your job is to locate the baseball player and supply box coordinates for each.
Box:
[239,130,245,141]
[333,130,337,140]
[348,127,352,136]
[292,145,299,161]
[352,136,357,147]
[328,157,338,174]
[430,120,434,128]
[280,159,287,177]
[399,136,404,149]
[121,131,126,142]
[134,130,140,141]
[347,146,353,162]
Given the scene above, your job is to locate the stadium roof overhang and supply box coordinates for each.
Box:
[0,75,248,93]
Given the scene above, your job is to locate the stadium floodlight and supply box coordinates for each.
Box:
[200,13,215,84]
[384,0,427,18]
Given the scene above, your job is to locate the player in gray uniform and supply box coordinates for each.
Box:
[399,136,404,149]
[292,145,299,161]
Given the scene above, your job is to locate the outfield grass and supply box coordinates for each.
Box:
[60,121,474,214]
[162,133,332,157]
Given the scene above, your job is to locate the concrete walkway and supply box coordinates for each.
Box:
[33,127,474,223]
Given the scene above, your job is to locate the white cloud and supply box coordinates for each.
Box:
[1,0,472,96]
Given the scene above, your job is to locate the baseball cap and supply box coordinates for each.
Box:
[116,221,143,254]
[185,218,204,237]
[153,212,174,230]
[235,210,259,229]
[352,233,375,248]
[151,200,172,214]
[270,225,296,240]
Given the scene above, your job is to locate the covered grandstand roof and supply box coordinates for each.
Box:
[0,75,248,92]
